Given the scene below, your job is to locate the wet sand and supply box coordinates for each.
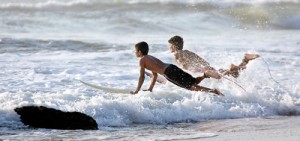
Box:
[197,116,300,141]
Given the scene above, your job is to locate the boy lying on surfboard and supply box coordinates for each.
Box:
[168,35,260,78]
[131,41,223,96]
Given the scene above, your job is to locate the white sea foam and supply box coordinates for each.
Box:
[1,31,300,128]
[0,1,299,140]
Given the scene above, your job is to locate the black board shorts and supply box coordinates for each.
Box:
[163,64,196,89]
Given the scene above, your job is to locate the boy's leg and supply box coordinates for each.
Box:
[195,70,221,84]
[189,85,224,96]
[218,65,239,78]
[237,53,260,70]
[195,75,207,84]
[219,53,260,78]
[204,70,221,79]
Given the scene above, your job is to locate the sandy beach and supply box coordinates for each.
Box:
[197,116,300,141]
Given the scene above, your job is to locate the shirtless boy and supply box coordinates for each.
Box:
[130,41,223,96]
[168,35,260,78]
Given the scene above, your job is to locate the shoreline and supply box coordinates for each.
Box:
[197,116,300,141]
[1,115,300,140]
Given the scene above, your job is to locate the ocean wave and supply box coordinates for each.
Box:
[0,0,88,9]
[0,0,299,36]
[274,15,300,29]
[0,0,299,10]
[0,38,129,53]
[217,3,300,29]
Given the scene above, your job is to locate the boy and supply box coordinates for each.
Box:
[130,41,223,96]
[168,35,260,78]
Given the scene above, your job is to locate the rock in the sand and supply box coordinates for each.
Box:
[14,105,98,130]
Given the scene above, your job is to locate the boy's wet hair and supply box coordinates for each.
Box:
[168,35,184,50]
[135,41,149,55]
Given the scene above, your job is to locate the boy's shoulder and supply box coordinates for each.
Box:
[177,50,197,57]
[140,55,152,61]
[178,49,193,54]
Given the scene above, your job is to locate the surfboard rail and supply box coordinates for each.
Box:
[79,80,130,94]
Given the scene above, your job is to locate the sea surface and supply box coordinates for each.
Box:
[0,0,300,140]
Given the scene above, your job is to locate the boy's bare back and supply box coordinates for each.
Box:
[140,55,169,75]
[174,50,211,71]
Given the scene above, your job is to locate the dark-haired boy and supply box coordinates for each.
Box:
[130,41,223,96]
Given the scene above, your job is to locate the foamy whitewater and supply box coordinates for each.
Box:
[0,0,300,140]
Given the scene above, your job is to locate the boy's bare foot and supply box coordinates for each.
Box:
[204,70,221,79]
[211,89,224,96]
[245,53,260,61]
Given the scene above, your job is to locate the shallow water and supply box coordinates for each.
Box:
[0,0,300,140]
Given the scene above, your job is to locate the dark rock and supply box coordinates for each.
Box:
[14,105,98,130]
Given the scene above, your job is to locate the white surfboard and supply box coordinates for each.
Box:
[79,80,130,94]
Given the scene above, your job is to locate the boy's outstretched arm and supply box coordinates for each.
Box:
[130,61,146,94]
[147,72,157,92]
